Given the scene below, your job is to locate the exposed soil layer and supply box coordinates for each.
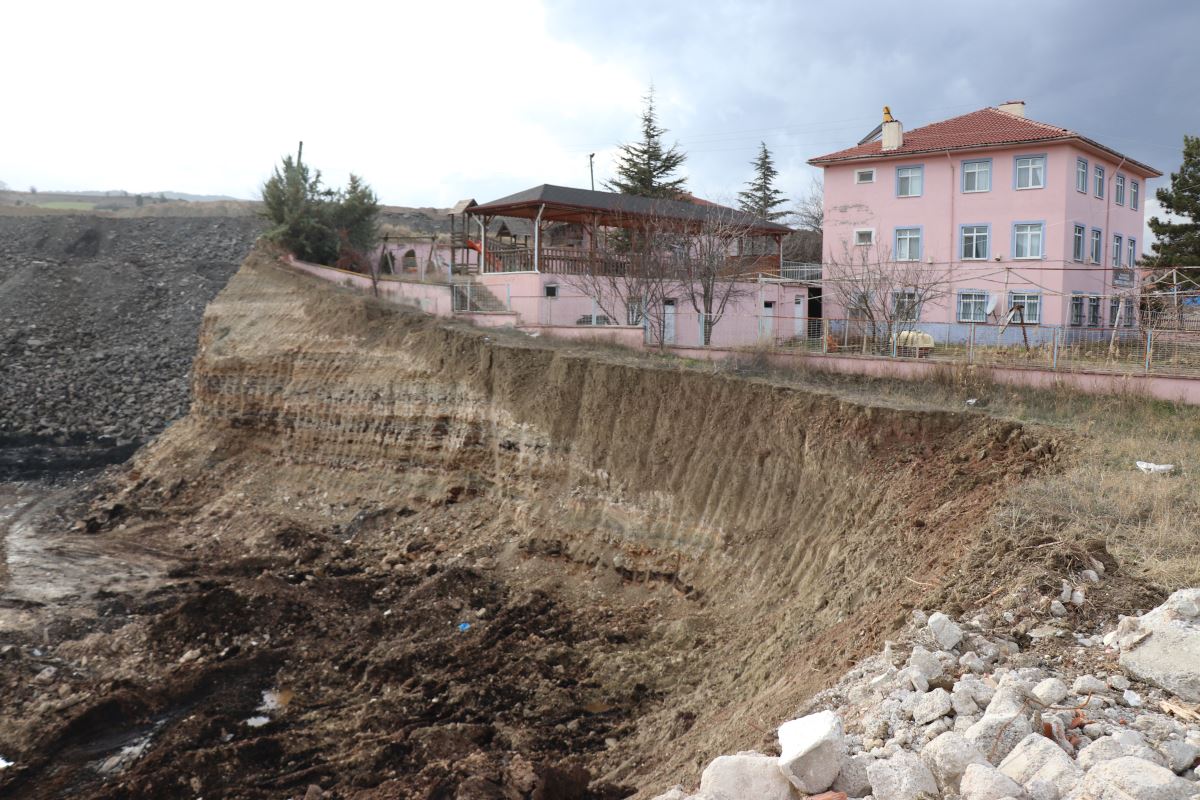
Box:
[0,247,1107,798]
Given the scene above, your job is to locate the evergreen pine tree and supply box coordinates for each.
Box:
[738,142,788,221]
[1147,135,1200,272]
[606,88,687,199]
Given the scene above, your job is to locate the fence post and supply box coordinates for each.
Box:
[1051,328,1059,371]
[822,319,829,354]
[968,324,975,364]
[505,284,511,311]
[1144,330,1153,373]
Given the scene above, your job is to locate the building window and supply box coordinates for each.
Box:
[1113,234,1123,267]
[962,160,991,192]
[1128,237,1137,267]
[1015,155,1045,189]
[855,168,875,184]
[1073,224,1086,261]
[1009,292,1041,324]
[961,225,989,260]
[957,291,988,323]
[1095,165,1105,198]
[1110,298,1122,328]
[895,227,922,261]
[1087,296,1101,327]
[1115,174,1126,206]
[1124,297,1135,327]
[896,166,923,197]
[848,291,871,319]
[544,284,558,298]
[1090,229,1103,263]
[893,290,920,321]
[1013,222,1044,259]
[1131,181,1139,210]
[1070,295,1084,327]
[854,229,875,246]
[1076,158,1088,192]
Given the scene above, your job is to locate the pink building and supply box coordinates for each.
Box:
[809,102,1161,338]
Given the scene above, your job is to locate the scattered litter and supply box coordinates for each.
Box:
[0,756,12,770]
[457,622,471,632]
[1123,688,1143,707]
[383,609,392,617]
[965,398,978,406]
[244,716,271,728]
[258,688,293,712]
[1136,461,1175,474]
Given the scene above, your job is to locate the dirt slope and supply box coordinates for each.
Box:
[1,247,1080,799]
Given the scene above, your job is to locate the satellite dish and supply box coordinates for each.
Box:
[984,296,998,315]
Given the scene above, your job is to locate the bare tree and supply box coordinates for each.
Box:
[673,206,760,346]
[563,214,673,340]
[824,240,950,354]
[791,176,823,233]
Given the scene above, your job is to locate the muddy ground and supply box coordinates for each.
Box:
[0,475,659,799]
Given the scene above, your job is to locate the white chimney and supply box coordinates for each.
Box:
[881,106,903,151]
[998,100,1026,118]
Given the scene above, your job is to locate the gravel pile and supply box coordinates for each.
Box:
[0,214,263,476]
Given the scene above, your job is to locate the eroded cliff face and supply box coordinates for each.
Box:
[14,247,1060,797]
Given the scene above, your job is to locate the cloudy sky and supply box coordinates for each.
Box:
[4,0,1197,221]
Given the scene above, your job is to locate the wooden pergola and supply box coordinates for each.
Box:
[465,184,793,276]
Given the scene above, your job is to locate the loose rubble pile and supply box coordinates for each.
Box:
[655,585,1200,800]
[0,214,262,475]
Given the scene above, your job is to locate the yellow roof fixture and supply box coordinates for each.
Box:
[883,106,895,123]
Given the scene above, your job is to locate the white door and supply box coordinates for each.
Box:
[794,294,805,338]
[663,299,676,345]
[759,300,775,342]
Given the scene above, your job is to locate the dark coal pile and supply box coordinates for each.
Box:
[0,214,264,477]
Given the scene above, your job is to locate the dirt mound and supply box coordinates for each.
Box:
[0,247,1094,798]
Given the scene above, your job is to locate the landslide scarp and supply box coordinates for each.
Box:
[3,245,1072,798]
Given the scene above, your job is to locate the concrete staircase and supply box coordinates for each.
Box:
[451,280,509,313]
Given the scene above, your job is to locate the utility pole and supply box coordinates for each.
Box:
[297,141,304,166]
[589,153,595,191]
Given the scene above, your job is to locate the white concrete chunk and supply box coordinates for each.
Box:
[1032,677,1069,707]
[1119,588,1200,702]
[777,710,846,794]
[920,731,987,793]
[998,733,1083,799]
[699,752,796,800]
[928,612,964,651]
[1081,756,1197,800]
[866,750,938,800]
[960,762,1025,800]
[832,752,873,798]
[964,712,1032,765]
[912,688,954,725]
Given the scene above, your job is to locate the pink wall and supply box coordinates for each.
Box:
[286,257,455,316]
[822,140,1154,328]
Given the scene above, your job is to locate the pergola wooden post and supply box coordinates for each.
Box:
[533,203,545,272]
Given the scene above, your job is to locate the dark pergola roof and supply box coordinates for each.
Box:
[468,184,792,236]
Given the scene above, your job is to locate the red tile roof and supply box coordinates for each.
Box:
[808,107,1160,176]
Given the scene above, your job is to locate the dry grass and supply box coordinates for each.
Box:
[707,357,1200,593]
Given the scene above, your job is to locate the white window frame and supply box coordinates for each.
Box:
[895,227,922,261]
[1094,165,1105,198]
[1131,181,1139,210]
[963,160,991,193]
[1115,174,1126,206]
[896,166,923,197]
[1090,229,1103,264]
[848,291,871,320]
[1013,222,1044,260]
[1075,158,1088,193]
[1070,295,1085,327]
[957,290,988,323]
[1128,238,1137,268]
[1072,224,1086,262]
[853,228,875,246]
[1123,297,1135,327]
[855,168,876,184]
[1087,296,1101,327]
[961,225,989,260]
[892,290,921,322]
[1112,234,1123,268]
[1015,155,1045,190]
[1008,292,1041,324]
